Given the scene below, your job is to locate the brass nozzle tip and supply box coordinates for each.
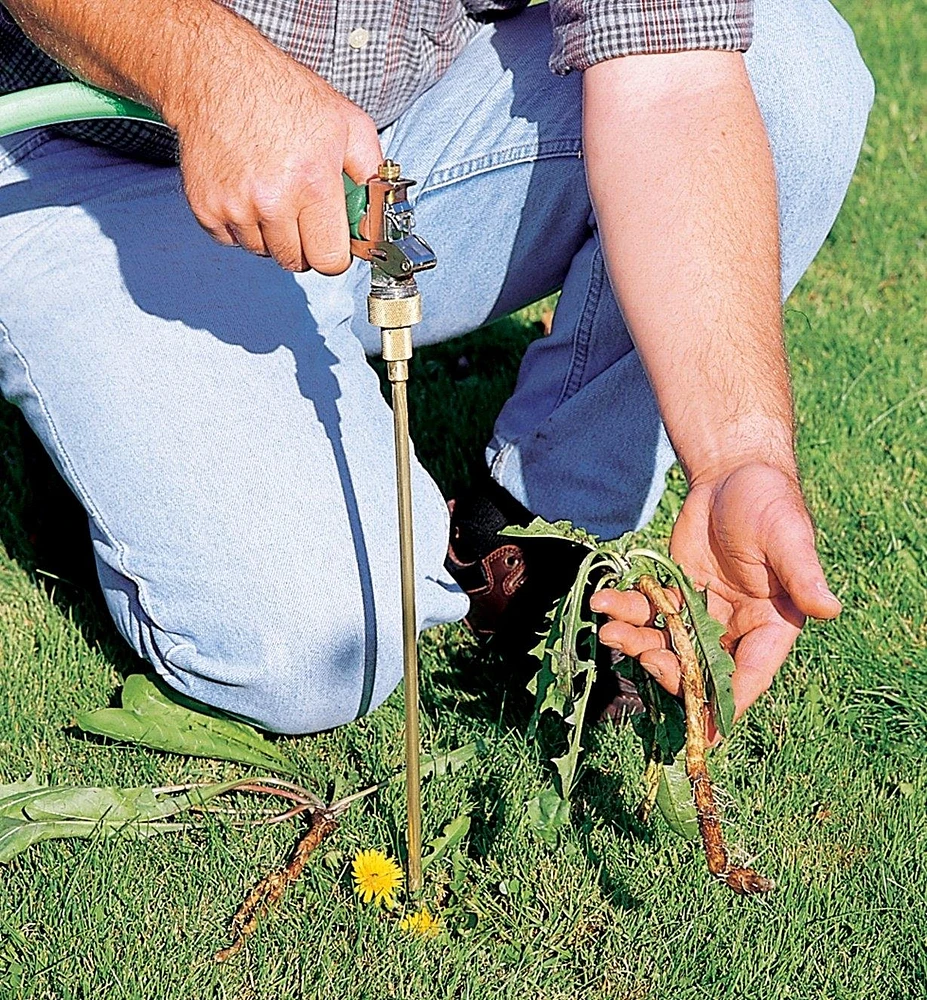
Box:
[378,159,401,181]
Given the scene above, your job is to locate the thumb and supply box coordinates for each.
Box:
[343,114,383,186]
[765,505,842,620]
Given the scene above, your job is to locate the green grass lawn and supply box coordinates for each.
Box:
[1,2,925,997]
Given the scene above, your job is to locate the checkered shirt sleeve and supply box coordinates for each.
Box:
[548,0,754,74]
[2,1,752,164]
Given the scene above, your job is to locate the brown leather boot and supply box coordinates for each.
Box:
[444,479,582,637]
[444,477,644,719]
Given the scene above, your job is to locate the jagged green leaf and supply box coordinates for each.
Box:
[655,757,699,840]
[651,688,688,765]
[0,775,53,820]
[501,517,599,549]
[527,594,570,733]
[0,778,246,863]
[76,673,296,774]
[552,658,597,799]
[538,681,570,719]
[675,576,737,738]
[633,673,686,767]
[421,814,471,870]
[525,786,571,845]
[418,743,480,781]
[631,709,655,747]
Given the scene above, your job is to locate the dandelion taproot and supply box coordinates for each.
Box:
[352,849,403,906]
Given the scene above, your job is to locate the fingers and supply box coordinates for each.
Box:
[638,648,682,697]
[764,504,842,621]
[599,619,670,658]
[296,197,350,275]
[209,175,352,274]
[182,121,379,274]
[593,585,684,699]
[227,221,270,257]
[207,179,353,274]
[258,217,308,272]
[730,616,801,717]
[343,116,384,186]
[589,586,680,624]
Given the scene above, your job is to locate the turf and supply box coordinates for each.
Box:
[0,2,925,996]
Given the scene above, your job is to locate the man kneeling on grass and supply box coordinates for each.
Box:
[0,0,872,732]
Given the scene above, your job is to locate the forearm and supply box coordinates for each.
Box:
[5,0,383,272]
[583,51,796,486]
[3,0,278,126]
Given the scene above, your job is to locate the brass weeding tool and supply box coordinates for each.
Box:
[351,159,436,894]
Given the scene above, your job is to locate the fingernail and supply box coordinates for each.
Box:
[816,581,840,603]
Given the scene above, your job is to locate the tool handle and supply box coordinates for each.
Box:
[0,81,369,238]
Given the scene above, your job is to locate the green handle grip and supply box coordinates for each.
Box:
[0,81,368,238]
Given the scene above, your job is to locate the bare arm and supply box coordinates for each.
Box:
[584,51,791,484]
[584,52,841,717]
[5,0,382,271]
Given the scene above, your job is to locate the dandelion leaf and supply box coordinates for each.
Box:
[501,517,599,549]
[527,594,570,733]
[76,673,295,774]
[651,689,688,765]
[421,814,471,870]
[0,816,94,863]
[526,787,571,845]
[551,751,577,801]
[0,775,52,820]
[418,743,479,781]
[0,778,243,863]
[655,757,699,840]
[675,576,736,738]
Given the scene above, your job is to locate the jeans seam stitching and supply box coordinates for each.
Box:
[554,243,603,410]
[418,140,582,197]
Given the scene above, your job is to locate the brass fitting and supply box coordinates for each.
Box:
[380,326,413,363]
[367,291,422,330]
[378,159,401,181]
[380,326,413,382]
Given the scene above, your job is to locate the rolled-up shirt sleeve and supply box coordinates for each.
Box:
[549,0,753,74]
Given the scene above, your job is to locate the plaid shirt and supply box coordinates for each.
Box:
[1,0,752,162]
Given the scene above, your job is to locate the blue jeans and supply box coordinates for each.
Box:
[0,0,872,733]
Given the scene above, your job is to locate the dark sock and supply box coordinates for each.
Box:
[449,475,533,564]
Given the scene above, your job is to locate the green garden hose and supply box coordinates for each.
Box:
[0,81,369,236]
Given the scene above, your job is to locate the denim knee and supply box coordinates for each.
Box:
[95,559,399,735]
[93,485,462,736]
[746,0,875,295]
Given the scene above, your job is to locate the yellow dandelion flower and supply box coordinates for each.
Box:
[352,849,403,907]
[399,906,441,938]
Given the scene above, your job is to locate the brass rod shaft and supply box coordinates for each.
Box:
[390,376,423,895]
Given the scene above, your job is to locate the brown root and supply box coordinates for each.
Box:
[214,808,337,962]
[637,575,773,895]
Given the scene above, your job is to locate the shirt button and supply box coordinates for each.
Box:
[348,27,370,49]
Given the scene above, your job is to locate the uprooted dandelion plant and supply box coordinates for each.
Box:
[502,517,773,894]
